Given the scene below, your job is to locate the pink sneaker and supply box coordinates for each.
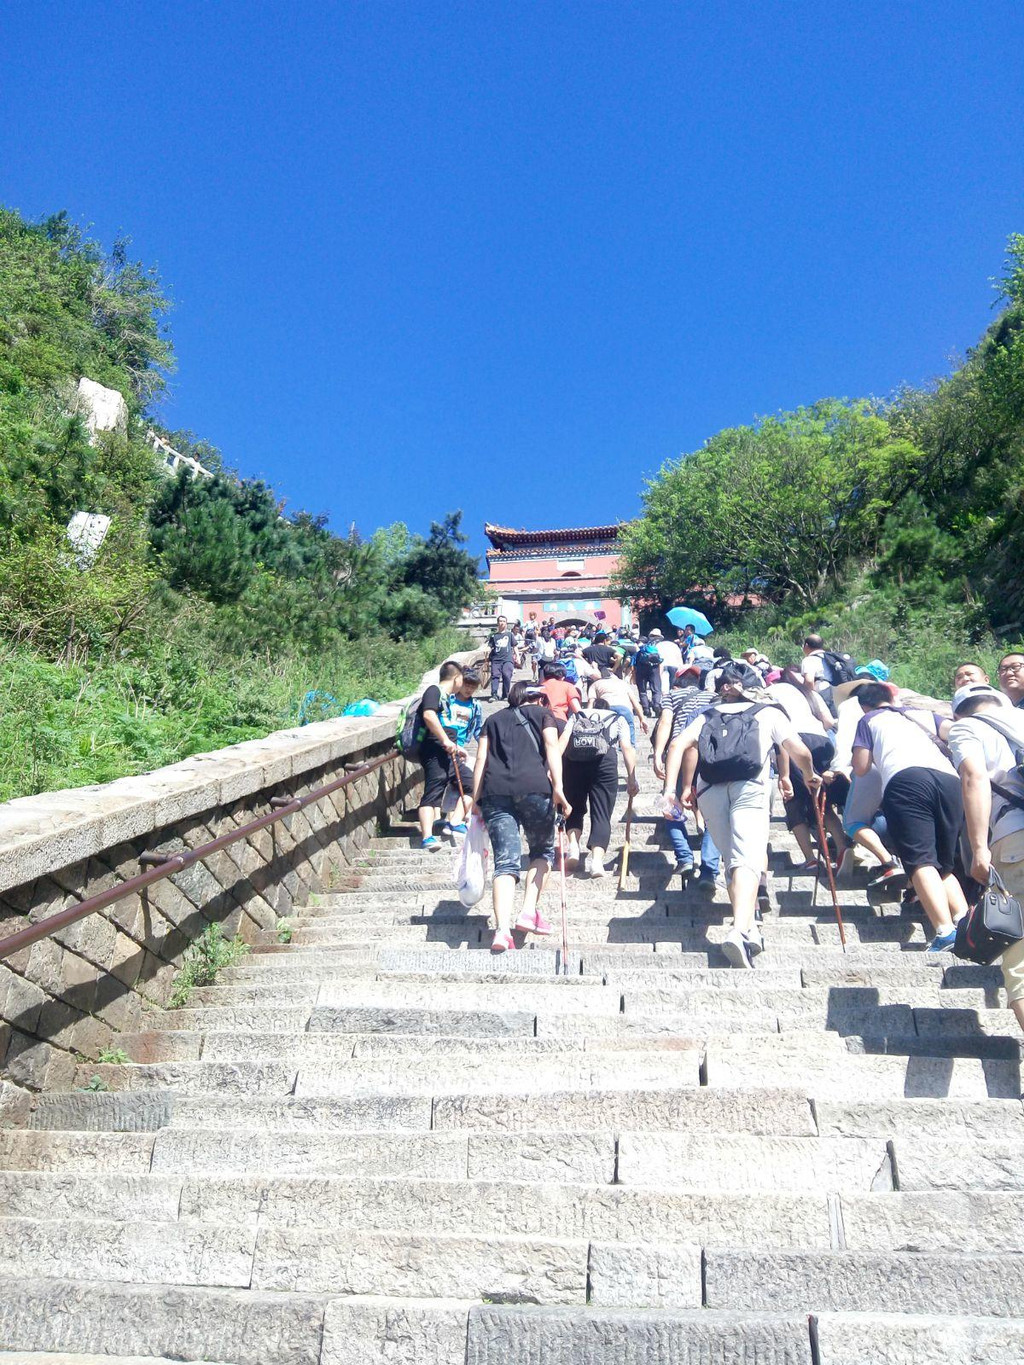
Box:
[515,909,553,936]
[490,931,516,954]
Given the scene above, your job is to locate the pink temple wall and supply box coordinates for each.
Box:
[487,551,625,627]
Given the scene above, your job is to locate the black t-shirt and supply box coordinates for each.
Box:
[488,631,516,662]
[583,643,616,669]
[480,705,555,799]
[418,684,448,755]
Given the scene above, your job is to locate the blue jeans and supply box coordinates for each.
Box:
[480,793,556,881]
[610,704,635,746]
[666,819,721,877]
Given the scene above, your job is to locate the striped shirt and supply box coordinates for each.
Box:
[661,685,717,739]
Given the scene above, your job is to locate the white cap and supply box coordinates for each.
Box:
[648,628,663,638]
[952,683,1010,716]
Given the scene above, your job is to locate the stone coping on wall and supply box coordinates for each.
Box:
[0,647,484,899]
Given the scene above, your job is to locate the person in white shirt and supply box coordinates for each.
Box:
[824,674,899,886]
[650,628,684,697]
[663,663,818,968]
[800,634,830,694]
[767,668,837,869]
[852,682,965,951]
[948,683,1024,1033]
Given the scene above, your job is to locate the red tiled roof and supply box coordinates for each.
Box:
[484,522,623,550]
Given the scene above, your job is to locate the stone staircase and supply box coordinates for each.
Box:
[1,759,1024,1364]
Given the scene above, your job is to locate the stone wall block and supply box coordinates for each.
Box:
[144,880,203,935]
[26,938,65,998]
[43,1044,79,1091]
[71,1013,115,1060]
[2,973,47,1034]
[108,931,145,989]
[56,948,99,1014]
[36,996,83,1051]
[0,1076,32,1127]
[4,1031,58,1089]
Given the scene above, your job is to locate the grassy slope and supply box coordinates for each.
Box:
[0,628,462,801]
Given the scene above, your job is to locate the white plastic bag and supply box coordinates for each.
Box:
[453,811,489,907]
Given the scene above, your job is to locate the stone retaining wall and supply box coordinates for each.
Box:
[0,651,481,1102]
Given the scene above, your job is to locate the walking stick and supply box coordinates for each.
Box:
[618,795,634,893]
[814,785,847,950]
[556,813,570,976]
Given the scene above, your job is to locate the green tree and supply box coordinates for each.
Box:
[401,511,480,620]
[617,400,923,609]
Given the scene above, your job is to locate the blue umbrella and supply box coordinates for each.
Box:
[666,606,713,636]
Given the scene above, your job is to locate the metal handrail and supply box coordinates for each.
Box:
[0,747,398,961]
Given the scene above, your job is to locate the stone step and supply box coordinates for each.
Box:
[0,1131,157,1171]
[0,1356,233,1365]
[151,1127,615,1181]
[0,1171,831,1249]
[704,1249,1024,1316]
[313,979,623,1014]
[617,1133,893,1192]
[812,1311,1024,1363]
[814,1097,1024,1139]
[39,1084,816,1137]
[839,1190,1024,1252]
[347,1301,815,1365]
[0,1215,256,1289]
[3,1216,664,1306]
[74,1052,700,1098]
[0,1279,331,1365]
[251,1226,690,1307]
[704,1034,1023,1100]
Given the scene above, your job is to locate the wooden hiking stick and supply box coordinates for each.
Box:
[618,795,634,893]
[556,814,570,976]
[814,785,847,950]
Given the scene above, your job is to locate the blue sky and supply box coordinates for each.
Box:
[2,1,1022,558]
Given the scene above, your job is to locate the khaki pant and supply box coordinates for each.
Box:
[992,830,1024,1004]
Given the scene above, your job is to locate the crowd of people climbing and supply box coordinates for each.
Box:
[403,616,1024,1033]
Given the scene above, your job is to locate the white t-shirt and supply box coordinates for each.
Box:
[801,651,828,693]
[678,701,799,793]
[948,710,1024,844]
[831,696,864,776]
[655,641,684,678]
[590,675,636,711]
[767,682,829,738]
[853,707,954,792]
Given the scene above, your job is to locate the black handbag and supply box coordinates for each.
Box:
[953,868,1024,965]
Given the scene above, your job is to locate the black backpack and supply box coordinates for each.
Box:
[697,704,772,784]
[821,650,858,685]
[567,711,616,763]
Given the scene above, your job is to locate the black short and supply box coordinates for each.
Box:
[882,767,964,876]
[421,750,472,807]
[826,772,851,811]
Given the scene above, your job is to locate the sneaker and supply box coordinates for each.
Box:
[834,846,855,885]
[490,930,516,954]
[515,909,554,936]
[926,928,958,953]
[697,870,718,899]
[744,927,764,959]
[757,884,778,917]
[421,836,442,853]
[673,859,694,879]
[589,857,607,879]
[722,927,754,969]
[867,863,908,904]
[794,858,819,873]
[448,823,468,838]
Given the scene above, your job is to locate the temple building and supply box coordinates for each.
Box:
[483,522,630,629]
